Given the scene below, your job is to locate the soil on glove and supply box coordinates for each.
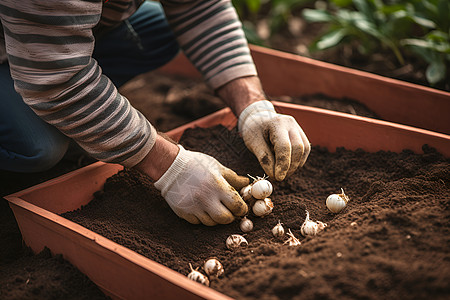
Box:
[63,125,450,300]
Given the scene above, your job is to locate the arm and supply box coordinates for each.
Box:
[160,0,257,89]
[0,0,155,167]
[0,0,249,226]
[135,133,250,226]
[160,0,310,180]
[216,75,265,116]
[217,76,311,181]
[134,134,179,181]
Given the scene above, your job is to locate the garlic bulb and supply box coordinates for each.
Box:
[204,258,224,279]
[326,188,350,213]
[239,216,254,233]
[252,198,273,217]
[272,220,285,239]
[240,184,253,201]
[250,176,273,199]
[284,229,301,246]
[187,263,209,286]
[226,234,248,250]
[300,210,327,236]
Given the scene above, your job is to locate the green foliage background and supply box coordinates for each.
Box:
[232,0,450,88]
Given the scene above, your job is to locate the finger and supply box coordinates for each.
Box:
[297,126,311,168]
[221,167,250,190]
[178,212,201,225]
[205,202,236,224]
[195,211,219,226]
[218,179,248,217]
[245,132,275,178]
[286,130,304,177]
[269,124,291,181]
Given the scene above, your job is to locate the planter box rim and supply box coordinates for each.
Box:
[159,45,450,135]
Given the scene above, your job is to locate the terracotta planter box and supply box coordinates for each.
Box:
[160,45,450,134]
[5,101,450,299]
[5,47,450,299]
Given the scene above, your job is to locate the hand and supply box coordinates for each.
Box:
[154,145,249,226]
[238,100,310,181]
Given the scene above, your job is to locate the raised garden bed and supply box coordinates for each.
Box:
[62,124,450,300]
[4,46,450,299]
[5,102,450,299]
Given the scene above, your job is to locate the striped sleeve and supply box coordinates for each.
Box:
[160,0,258,89]
[0,0,156,168]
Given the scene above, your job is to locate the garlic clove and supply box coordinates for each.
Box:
[204,258,224,279]
[284,229,301,246]
[252,198,274,217]
[251,178,273,199]
[300,210,327,236]
[226,234,248,250]
[272,220,285,239]
[187,263,210,286]
[240,185,253,201]
[326,188,349,213]
[239,216,254,233]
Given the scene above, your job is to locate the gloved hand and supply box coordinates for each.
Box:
[238,100,310,181]
[154,145,249,226]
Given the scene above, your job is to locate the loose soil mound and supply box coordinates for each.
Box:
[64,125,450,300]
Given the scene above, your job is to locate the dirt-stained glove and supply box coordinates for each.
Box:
[238,100,310,181]
[154,145,249,226]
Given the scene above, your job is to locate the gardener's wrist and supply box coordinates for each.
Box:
[216,76,267,117]
[134,134,179,181]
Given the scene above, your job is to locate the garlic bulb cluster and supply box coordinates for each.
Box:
[252,198,273,217]
[226,234,248,250]
[240,216,254,233]
[203,258,224,280]
[272,220,285,239]
[300,210,327,236]
[251,177,273,199]
[326,188,350,213]
[187,263,210,286]
[284,229,301,246]
[240,175,273,201]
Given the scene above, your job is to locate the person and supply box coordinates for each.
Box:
[0,0,310,226]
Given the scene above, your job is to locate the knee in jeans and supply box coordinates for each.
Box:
[24,138,70,172]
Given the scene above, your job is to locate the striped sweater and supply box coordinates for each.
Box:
[0,0,257,167]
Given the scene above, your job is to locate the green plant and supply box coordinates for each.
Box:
[400,0,450,85]
[302,0,450,87]
[232,0,264,21]
[232,0,264,45]
[232,0,313,44]
[268,0,313,33]
[402,31,450,85]
[302,0,419,64]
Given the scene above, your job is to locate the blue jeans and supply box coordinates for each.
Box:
[0,1,179,172]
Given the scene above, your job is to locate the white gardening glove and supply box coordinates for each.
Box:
[238,100,310,181]
[154,145,249,226]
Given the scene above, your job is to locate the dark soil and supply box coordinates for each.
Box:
[63,125,450,300]
[0,247,107,300]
